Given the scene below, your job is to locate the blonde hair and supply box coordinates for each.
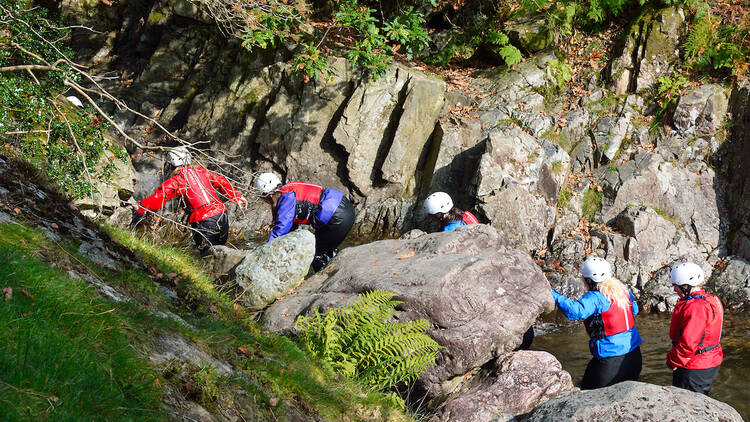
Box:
[596,278,631,309]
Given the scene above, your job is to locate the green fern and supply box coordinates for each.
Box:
[296,290,443,390]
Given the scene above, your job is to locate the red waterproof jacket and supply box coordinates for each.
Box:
[584,297,635,339]
[667,289,724,369]
[137,166,243,223]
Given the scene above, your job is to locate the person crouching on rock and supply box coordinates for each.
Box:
[551,256,643,390]
[423,192,478,232]
[254,173,355,272]
[667,262,724,396]
[131,146,247,254]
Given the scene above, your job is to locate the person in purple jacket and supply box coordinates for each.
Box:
[254,173,355,272]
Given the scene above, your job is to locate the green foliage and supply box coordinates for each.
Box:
[557,187,573,210]
[683,3,748,76]
[335,0,392,79]
[0,0,123,198]
[547,58,573,89]
[296,290,442,391]
[384,7,430,60]
[649,72,690,132]
[425,24,522,67]
[582,187,602,221]
[292,43,331,82]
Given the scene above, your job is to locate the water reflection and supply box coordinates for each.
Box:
[533,311,750,421]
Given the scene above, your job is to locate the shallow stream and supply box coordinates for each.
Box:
[533,311,750,420]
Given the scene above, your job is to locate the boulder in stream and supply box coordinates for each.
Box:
[234,229,315,310]
[262,224,554,398]
[518,381,743,422]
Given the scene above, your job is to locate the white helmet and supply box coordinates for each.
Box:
[424,192,453,215]
[254,172,281,196]
[167,146,191,167]
[580,256,612,283]
[670,262,705,286]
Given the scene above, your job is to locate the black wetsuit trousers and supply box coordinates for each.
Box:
[581,346,642,390]
[191,212,229,254]
[312,197,355,271]
[673,366,720,396]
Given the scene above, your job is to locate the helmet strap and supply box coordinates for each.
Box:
[677,284,693,298]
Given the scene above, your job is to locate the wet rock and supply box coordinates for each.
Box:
[234,229,315,309]
[707,256,750,310]
[430,351,574,422]
[262,224,553,398]
[518,381,743,422]
[608,6,688,94]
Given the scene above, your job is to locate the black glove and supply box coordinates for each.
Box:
[130,209,146,229]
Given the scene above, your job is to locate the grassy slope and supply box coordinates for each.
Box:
[0,220,410,421]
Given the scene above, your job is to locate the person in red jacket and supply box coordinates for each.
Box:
[423,192,479,232]
[131,147,247,254]
[667,262,724,396]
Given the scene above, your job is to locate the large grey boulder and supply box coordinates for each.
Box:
[707,256,750,310]
[75,137,136,216]
[430,351,574,422]
[234,230,315,309]
[608,6,687,94]
[262,224,553,397]
[505,16,553,53]
[519,381,743,422]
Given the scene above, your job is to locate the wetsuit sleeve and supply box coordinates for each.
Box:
[442,220,466,232]
[268,192,295,241]
[552,290,604,321]
[667,301,709,368]
[207,170,243,202]
[137,175,181,215]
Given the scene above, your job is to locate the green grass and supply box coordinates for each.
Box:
[557,187,573,210]
[0,221,411,421]
[582,188,602,221]
[0,223,164,421]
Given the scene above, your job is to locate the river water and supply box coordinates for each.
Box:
[533,311,750,420]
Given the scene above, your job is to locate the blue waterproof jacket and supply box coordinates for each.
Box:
[551,289,642,359]
[269,188,343,241]
[442,219,466,232]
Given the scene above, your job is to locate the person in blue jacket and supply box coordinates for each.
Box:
[254,173,354,272]
[551,256,643,389]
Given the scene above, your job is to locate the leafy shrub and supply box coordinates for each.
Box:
[424,23,522,67]
[683,2,748,76]
[384,7,431,59]
[547,58,573,88]
[0,0,123,198]
[649,72,690,131]
[487,31,523,66]
[296,289,442,390]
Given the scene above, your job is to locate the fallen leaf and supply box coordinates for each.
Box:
[19,289,34,301]
[269,398,279,406]
[209,304,218,313]
[238,346,250,356]
[13,208,21,214]
[397,251,415,260]
[50,223,59,230]
[3,287,11,301]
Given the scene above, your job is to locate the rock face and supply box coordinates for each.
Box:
[608,6,687,94]
[519,381,743,422]
[726,79,750,260]
[261,224,554,397]
[707,256,750,310]
[430,351,574,422]
[234,230,315,309]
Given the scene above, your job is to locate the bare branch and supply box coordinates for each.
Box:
[0,64,61,72]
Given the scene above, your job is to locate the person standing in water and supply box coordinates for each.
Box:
[254,173,355,272]
[551,256,642,389]
[131,146,247,254]
[423,192,478,232]
[667,262,724,396]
